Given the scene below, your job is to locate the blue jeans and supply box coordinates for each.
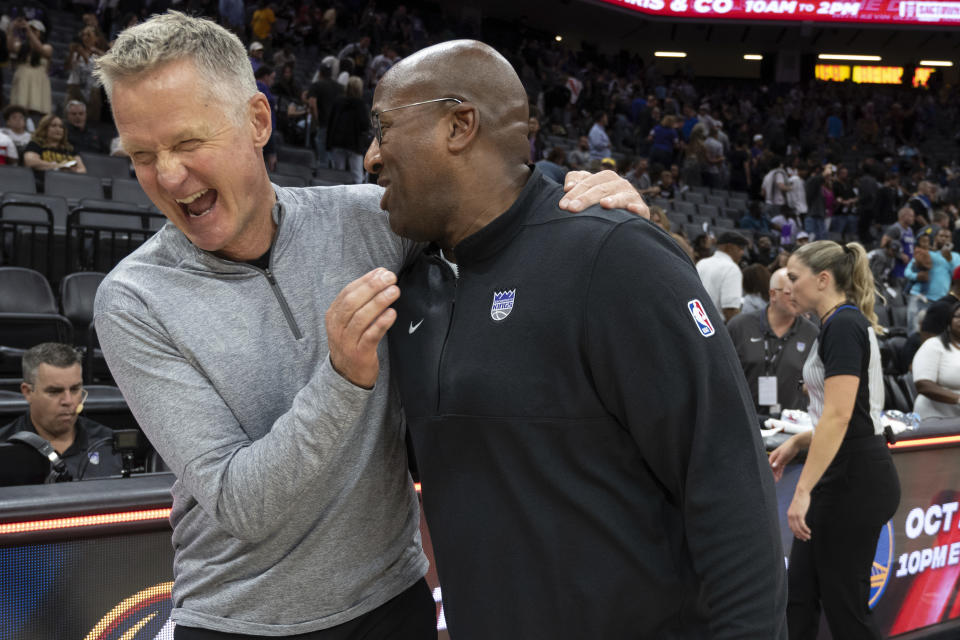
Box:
[330,148,365,185]
[313,126,329,170]
[830,214,858,240]
[804,216,826,240]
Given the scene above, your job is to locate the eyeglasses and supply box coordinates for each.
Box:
[371,98,463,145]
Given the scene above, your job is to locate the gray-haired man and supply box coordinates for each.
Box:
[92,11,645,639]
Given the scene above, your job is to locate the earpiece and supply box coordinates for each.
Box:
[76,388,89,414]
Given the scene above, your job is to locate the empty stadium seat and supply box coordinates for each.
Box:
[674,201,697,217]
[314,168,356,185]
[691,214,714,228]
[61,271,106,333]
[0,266,56,313]
[270,173,309,188]
[682,191,706,205]
[727,198,749,212]
[61,271,110,384]
[43,171,105,205]
[66,205,160,273]
[697,204,720,219]
[111,178,156,209]
[0,267,73,377]
[884,374,911,412]
[684,223,707,239]
[900,371,917,406]
[0,198,55,275]
[3,192,69,230]
[277,145,316,167]
[82,154,132,180]
[667,212,689,230]
[0,166,37,194]
[706,195,727,208]
[274,161,313,180]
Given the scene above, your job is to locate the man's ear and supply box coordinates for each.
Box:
[249,93,273,148]
[20,381,30,401]
[447,103,478,153]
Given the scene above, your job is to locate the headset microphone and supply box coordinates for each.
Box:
[76,389,89,414]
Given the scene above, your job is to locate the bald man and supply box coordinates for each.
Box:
[727,268,819,414]
[371,41,787,639]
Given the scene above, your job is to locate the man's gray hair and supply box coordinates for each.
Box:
[22,343,82,385]
[94,11,257,122]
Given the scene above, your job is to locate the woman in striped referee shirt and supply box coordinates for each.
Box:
[769,240,900,640]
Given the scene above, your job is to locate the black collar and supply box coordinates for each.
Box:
[450,165,547,266]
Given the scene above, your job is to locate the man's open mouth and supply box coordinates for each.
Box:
[176,189,218,218]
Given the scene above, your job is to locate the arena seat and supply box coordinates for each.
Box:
[82,154,132,180]
[0,166,37,195]
[727,198,749,212]
[111,178,156,210]
[277,145,316,167]
[674,201,697,217]
[66,205,162,273]
[900,371,918,406]
[697,204,720,219]
[667,212,689,230]
[682,191,706,205]
[274,161,313,180]
[0,267,73,378]
[0,266,57,313]
[314,168,356,185]
[44,171,105,206]
[3,192,69,230]
[691,214,714,228]
[706,194,727,208]
[61,272,110,384]
[684,223,706,240]
[0,198,54,276]
[714,217,734,229]
[884,374,911,412]
[270,173,309,188]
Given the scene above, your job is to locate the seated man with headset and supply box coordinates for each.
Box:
[0,343,122,482]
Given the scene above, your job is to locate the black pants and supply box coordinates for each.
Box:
[786,436,900,640]
[174,578,436,640]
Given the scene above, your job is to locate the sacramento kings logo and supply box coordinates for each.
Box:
[490,290,516,322]
[869,521,894,608]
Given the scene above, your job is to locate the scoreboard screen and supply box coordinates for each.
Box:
[598,0,960,26]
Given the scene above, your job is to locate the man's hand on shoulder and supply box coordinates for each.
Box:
[326,268,399,389]
[559,170,649,219]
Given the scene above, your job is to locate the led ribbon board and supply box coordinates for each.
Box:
[599,0,960,25]
[815,64,938,86]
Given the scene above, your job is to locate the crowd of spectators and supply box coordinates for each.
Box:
[2,0,959,417]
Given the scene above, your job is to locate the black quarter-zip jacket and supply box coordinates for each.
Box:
[388,169,787,639]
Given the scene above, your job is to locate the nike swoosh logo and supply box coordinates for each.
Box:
[409,319,424,334]
[750,337,763,342]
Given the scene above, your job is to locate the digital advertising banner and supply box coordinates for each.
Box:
[598,0,960,26]
[776,444,960,638]
[2,445,959,639]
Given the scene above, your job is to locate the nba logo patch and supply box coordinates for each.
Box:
[797,341,806,352]
[88,451,100,465]
[491,289,516,321]
[687,299,715,337]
